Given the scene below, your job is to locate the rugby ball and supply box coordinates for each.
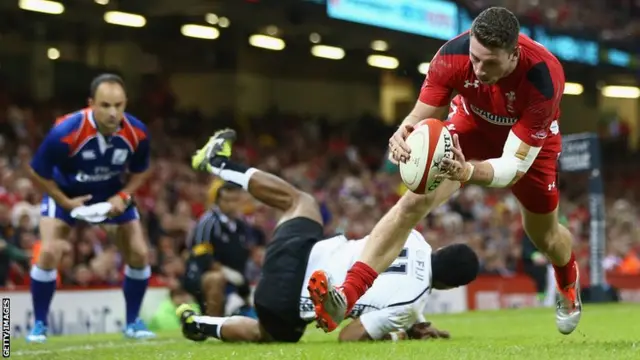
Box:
[399,119,453,194]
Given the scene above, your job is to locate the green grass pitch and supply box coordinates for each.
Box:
[10,304,640,360]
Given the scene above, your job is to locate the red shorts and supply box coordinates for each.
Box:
[444,111,561,214]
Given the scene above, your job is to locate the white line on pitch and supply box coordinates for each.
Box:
[11,339,179,356]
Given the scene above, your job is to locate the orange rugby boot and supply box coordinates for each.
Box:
[307,270,347,333]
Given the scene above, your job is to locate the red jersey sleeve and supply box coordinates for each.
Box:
[418,53,455,107]
[512,62,564,148]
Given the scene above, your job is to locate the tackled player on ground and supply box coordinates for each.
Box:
[175,129,478,343]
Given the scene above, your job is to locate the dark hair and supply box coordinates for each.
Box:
[215,182,242,203]
[89,73,126,98]
[470,7,520,51]
[431,243,479,287]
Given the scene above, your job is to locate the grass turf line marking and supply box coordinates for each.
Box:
[12,339,178,356]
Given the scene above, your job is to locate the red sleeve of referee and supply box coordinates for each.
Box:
[418,54,455,108]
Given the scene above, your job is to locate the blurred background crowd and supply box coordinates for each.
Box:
[462,0,640,42]
[1,0,640,300]
[2,94,640,291]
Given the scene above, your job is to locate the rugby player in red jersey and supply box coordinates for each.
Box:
[307,7,581,335]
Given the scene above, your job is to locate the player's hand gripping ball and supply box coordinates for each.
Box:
[398,119,453,194]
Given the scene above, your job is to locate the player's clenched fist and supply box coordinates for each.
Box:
[388,124,414,164]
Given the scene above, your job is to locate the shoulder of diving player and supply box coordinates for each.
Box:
[524,59,565,104]
[427,32,471,89]
[431,31,470,68]
[438,31,470,57]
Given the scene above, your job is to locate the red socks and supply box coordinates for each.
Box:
[341,261,379,312]
[553,252,577,289]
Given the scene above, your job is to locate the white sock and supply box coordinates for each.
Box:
[193,315,231,340]
[209,158,258,190]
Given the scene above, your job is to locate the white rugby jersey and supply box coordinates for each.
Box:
[299,229,433,339]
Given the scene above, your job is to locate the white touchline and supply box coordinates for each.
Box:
[12,339,179,356]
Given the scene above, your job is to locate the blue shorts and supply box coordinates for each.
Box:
[40,194,140,226]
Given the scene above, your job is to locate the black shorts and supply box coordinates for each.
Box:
[254,217,324,343]
[181,254,214,311]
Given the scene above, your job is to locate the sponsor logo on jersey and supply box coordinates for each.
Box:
[470,104,518,126]
[81,150,96,160]
[75,170,121,182]
[531,130,548,140]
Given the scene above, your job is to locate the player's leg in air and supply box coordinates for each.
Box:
[26,213,72,343]
[179,129,324,343]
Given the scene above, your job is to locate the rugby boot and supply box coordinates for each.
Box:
[307,270,347,333]
[176,304,207,342]
[192,128,236,172]
[555,265,583,335]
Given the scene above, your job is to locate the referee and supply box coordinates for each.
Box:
[182,182,261,316]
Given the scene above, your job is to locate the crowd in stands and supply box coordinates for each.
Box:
[2,85,640,293]
[461,0,640,41]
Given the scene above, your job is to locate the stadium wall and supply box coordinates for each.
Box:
[5,274,640,337]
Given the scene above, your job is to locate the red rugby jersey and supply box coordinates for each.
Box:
[419,31,564,151]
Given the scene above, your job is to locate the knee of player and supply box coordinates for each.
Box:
[246,323,263,342]
[125,246,149,267]
[37,239,67,267]
[291,190,318,211]
[202,270,226,289]
[431,243,480,290]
